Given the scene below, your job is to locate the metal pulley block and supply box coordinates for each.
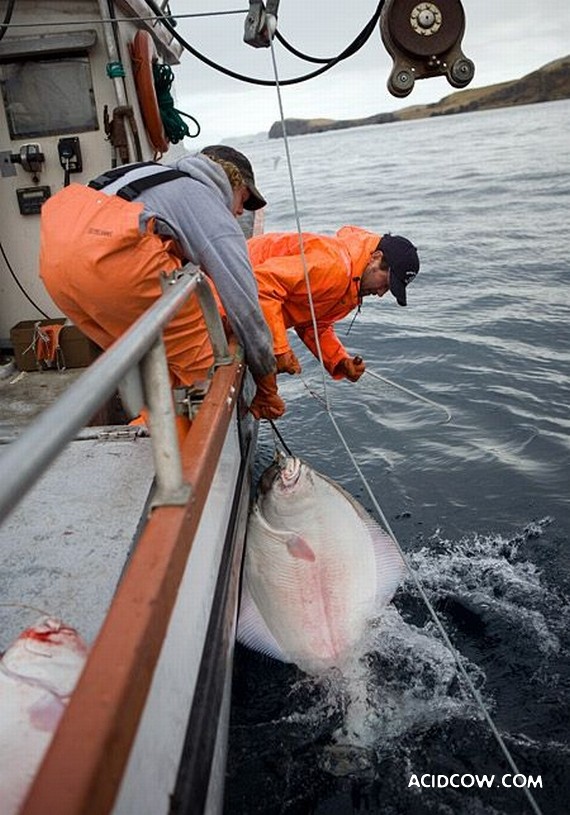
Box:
[243,0,280,48]
[379,0,475,97]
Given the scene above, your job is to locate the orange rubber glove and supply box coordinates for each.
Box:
[334,355,366,382]
[250,372,286,420]
[275,350,302,375]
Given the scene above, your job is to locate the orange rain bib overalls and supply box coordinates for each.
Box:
[39,166,217,441]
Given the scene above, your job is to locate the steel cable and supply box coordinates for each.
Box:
[265,24,543,815]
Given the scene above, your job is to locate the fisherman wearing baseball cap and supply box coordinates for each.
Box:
[200,144,267,211]
[376,233,420,306]
[40,144,285,440]
[248,226,420,382]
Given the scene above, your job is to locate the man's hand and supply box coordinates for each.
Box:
[250,372,286,420]
[334,355,366,382]
[275,350,302,375]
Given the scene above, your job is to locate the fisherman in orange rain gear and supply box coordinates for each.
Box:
[39,146,285,440]
[247,227,420,380]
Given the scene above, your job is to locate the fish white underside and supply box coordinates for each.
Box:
[237,462,405,674]
[0,620,87,815]
[0,671,65,815]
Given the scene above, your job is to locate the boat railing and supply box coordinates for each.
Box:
[0,263,232,524]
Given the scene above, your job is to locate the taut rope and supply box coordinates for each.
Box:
[265,19,542,815]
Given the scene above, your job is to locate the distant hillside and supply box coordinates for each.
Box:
[268,54,570,138]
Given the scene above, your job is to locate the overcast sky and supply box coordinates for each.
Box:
[166,1,569,146]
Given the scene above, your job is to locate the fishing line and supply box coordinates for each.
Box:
[267,23,543,815]
[268,28,332,411]
[364,369,452,424]
[299,367,452,423]
[0,602,54,617]
[299,375,328,409]
[325,411,543,815]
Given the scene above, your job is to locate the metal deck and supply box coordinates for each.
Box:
[0,367,155,649]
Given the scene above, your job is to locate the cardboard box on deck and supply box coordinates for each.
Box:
[10,319,101,371]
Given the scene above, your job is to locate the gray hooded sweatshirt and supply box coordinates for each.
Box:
[92,153,275,380]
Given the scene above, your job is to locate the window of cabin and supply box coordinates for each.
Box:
[0,52,98,139]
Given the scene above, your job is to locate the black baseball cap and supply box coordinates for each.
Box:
[379,234,420,306]
[200,145,267,211]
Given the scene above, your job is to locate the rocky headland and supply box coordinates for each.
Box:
[268,54,570,138]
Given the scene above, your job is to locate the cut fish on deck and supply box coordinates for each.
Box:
[0,617,87,814]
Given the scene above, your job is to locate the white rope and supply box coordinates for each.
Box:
[268,30,331,412]
[266,22,543,815]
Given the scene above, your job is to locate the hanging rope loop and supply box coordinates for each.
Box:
[152,62,201,141]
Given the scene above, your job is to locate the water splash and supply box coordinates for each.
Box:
[405,519,565,658]
[315,518,569,779]
[318,606,482,777]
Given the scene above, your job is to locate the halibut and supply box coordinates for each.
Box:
[238,457,406,674]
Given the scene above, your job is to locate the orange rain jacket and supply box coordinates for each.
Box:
[248,226,380,378]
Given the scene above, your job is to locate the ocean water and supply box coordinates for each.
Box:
[224,100,570,814]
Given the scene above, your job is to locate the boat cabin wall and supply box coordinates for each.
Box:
[0,0,185,346]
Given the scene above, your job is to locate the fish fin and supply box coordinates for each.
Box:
[366,521,407,607]
[29,693,66,732]
[285,535,316,562]
[237,582,288,663]
[250,506,315,561]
